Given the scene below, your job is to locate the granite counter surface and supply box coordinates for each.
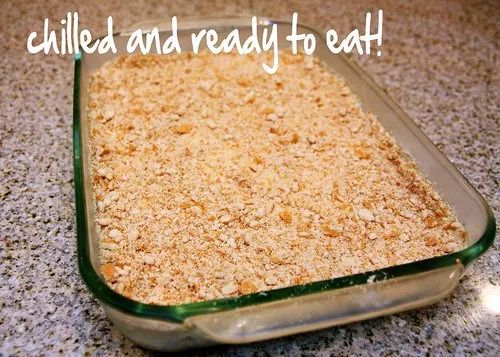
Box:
[1,0,498,355]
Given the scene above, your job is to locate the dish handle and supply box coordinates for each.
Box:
[187,264,464,344]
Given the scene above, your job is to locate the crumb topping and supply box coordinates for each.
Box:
[87,51,467,305]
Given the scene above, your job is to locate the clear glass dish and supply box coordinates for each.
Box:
[73,16,496,351]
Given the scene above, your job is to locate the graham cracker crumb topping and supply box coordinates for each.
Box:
[87,51,467,305]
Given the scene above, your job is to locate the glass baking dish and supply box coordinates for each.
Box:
[73,16,496,351]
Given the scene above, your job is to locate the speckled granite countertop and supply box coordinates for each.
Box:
[1,0,499,355]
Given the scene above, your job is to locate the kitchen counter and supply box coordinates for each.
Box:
[1,0,498,355]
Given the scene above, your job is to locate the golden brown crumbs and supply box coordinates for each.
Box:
[88,51,467,305]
